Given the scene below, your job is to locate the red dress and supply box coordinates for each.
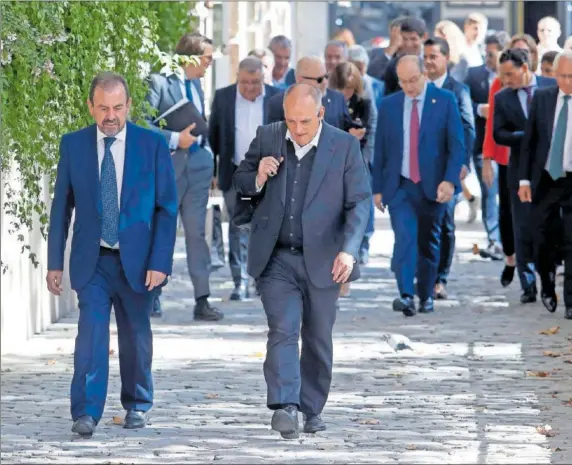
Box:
[483,77,510,165]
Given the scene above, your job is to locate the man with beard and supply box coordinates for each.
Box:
[46,72,178,436]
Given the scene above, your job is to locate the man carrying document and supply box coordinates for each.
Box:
[146,32,223,321]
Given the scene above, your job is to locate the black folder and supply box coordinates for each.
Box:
[153,98,208,137]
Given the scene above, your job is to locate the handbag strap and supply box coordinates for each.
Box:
[268,121,285,160]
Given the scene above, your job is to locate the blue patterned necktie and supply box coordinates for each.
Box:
[547,95,570,180]
[101,136,119,246]
[184,79,200,153]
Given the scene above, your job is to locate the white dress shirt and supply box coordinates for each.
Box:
[256,122,323,191]
[517,74,538,118]
[401,82,427,179]
[520,89,572,186]
[235,88,265,166]
[97,125,126,249]
[430,72,448,89]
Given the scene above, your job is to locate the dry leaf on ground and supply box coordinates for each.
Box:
[109,349,115,355]
[543,351,562,357]
[536,425,556,437]
[112,416,124,425]
[539,326,560,335]
[406,444,417,450]
[526,371,550,377]
[248,352,264,358]
[472,244,479,255]
[205,393,219,399]
[563,398,572,406]
[359,419,380,425]
[46,360,57,365]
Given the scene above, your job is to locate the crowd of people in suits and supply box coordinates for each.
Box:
[45,12,571,440]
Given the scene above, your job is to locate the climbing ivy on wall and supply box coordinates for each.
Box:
[0,1,196,268]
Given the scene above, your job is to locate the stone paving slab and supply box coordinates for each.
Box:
[1,219,571,464]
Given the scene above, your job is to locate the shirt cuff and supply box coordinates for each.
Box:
[255,179,265,192]
[519,180,531,187]
[169,132,180,150]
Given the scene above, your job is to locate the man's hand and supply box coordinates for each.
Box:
[177,123,197,149]
[349,128,366,140]
[332,252,355,284]
[482,158,494,188]
[460,165,469,181]
[146,270,167,291]
[518,185,532,203]
[256,156,283,188]
[46,270,63,296]
[374,193,385,212]
[436,181,454,203]
[480,104,490,119]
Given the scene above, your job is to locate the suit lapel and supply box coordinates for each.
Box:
[304,124,335,208]
[262,85,272,124]
[120,123,137,213]
[420,84,438,139]
[167,75,183,104]
[544,87,559,142]
[508,89,526,123]
[87,125,101,212]
[228,84,237,134]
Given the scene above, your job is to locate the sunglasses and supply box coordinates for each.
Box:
[301,74,329,84]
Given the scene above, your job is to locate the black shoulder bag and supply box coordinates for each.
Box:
[232,122,284,230]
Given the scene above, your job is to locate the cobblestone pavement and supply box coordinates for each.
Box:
[2,216,572,464]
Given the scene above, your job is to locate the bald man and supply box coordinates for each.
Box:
[233,84,371,439]
[266,56,357,136]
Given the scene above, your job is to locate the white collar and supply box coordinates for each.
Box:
[96,124,127,142]
[160,64,186,83]
[431,72,448,89]
[558,89,572,99]
[286,122,323,150]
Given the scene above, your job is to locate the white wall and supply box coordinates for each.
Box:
[0,168,76,355]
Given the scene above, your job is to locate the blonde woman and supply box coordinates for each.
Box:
[435,20,470,82]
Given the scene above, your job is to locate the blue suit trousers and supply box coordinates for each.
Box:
[71,248,155,423]
[388,178,447,301]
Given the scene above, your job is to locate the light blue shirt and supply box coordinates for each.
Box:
[401,82,428,179]
[517,74,537,118]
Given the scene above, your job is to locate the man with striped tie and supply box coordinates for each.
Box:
[518,50,572,320]
[46,72,178,436]
[372,55,465,316]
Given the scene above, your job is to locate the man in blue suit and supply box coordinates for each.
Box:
[208,57,281,300]
[424,37,476,300]
[493,48,556,304]
[266,56,360,138]
[146,33,223,321]
[234,84,370,438]
[46,72,178,437]
[373,55,464,316]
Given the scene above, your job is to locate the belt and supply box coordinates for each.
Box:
[276,245,303,255]
[99,246,119,255]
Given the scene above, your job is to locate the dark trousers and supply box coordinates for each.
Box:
[388,178,447,301]
[359,171,375,256]
[257,249,340,415]
[498,164,515,256]
[473,153,500,244]
[223,185,249,286]
[71,248,155,423]
[532,172,572,306]
[436,197,456,285]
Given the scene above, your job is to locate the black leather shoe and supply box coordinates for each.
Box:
[419,298,434,313]
[393,296,416,317]
[150,296,162,318]
[271,404,299,439]
[520,289,537,304]
[124,410,148,429]
[565,307,572,320]
[501,265,515,287]
[194,300,224,321]
[303,414,326,433]
[71,415,96,437]
[541,291,557,313]
[230,284,248,301]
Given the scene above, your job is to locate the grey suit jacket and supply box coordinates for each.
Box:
[233,122,371,289]
[145,73,209,179]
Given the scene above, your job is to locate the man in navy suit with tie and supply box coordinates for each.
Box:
[373,55,464,316]
[146,33,223,321]
[493,48,556,304]
[518,51,572,319]
[46,72,178,436]
[208,57,281,300]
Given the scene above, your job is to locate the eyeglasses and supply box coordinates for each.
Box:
[300,74,329,84]
[398,74,423,87]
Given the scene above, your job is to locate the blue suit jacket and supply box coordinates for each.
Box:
[442,76,476,168]
[492,76,556,189]
[266,88,353,131]
[233,122,371,288]
[372,84,465,205]
[47,122,178,293]
[208,83,281,192]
